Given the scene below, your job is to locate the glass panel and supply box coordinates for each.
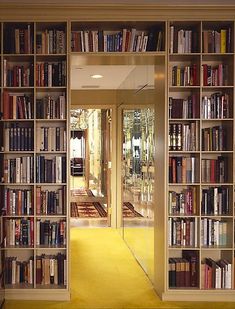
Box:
[122,107,155,279]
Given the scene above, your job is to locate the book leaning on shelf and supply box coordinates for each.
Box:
[201,258,232,289]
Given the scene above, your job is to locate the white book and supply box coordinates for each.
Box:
[168,218,172,246]
[4,127,9,151]
[64,259,67,286]
[170,26,174,54]
[12,259,16,284]
[54,259,58,285]
[29,259,33,284]
[56,156,62,183]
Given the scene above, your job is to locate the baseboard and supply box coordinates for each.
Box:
[162,290,235,302]
[5,289,70,301]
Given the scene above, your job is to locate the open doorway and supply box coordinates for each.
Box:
[70,108,112,227]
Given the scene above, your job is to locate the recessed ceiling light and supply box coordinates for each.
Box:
[91,74,103,79]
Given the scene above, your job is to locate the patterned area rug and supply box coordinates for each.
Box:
[71,188,94,197]
[123,202,143,218]
[71,202,107,218]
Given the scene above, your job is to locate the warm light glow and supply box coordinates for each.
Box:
[91,74,103,79]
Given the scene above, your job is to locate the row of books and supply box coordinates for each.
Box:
[201,258,232,289]
[36,219,66,246]
[168,187,197,215]
[36,95,66,119]
[36,126,66,152]
[5,218,34,247]
[169,156,198,184]
[201,157,228,183]
[35,61,66,87]
[169,251,198,288]
[201,218,227,247]
[3,157,34,184]
[169,95,199,119]
[170,27,198,54]
[4,25,33,54]
[5,256,33,285]
[202,64,229,86]
[169,122,198,151]
[4,125,34,151]
[36,155,66,183]
[36,29,66,54]
[71,28,163,52]
[2,92,33,120]
[202,125,227,151]
[3,62,34,87]
[172,64,198,86]
[202,187,229,215]
[201,93,230,119]
[3,188,33,216]
[36,187,65,215]
[168,217,197,247]
[4,253,67,286]
[203,29,232,53]
[36,253,66,285]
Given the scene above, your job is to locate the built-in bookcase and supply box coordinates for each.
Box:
[167,20,235,296]
[0,21,69,300]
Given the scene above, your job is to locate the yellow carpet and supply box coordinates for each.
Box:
[5,228,235,309]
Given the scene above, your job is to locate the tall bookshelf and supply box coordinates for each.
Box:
[0,21,69,300]
[165,20,235,301]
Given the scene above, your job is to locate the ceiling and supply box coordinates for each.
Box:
[71,64,155,90]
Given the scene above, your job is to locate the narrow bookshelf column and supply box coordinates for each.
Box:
[166,20,235,297]
[35,21,68,290]
[1,21,69,298]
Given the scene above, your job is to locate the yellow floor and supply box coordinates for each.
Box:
[5,228,235,309]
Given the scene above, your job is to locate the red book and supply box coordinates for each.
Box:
[3,91,9,119]
[203,64,208,86]
[36,186,41,215]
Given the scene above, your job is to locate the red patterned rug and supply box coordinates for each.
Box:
[123,202,143,218]
[71,202,107,218]
[71,188,94,197]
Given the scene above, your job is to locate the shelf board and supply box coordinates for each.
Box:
[169,150,200,153]
[169,53,201,56]
[0,119,34,122]
[168,183,200,186]
[169,247,199,250]
[201,183,233,186]
[169,118,200,121]
[169,215,199,218]
[36,119,66,122]
[3,87,34,90]
[202,86,234,89]
[201,151,233,153]
[36,53,67,56]
[2,151,34,154]
[3,215,34,218]
[201,247,233,250]
[36,246,66,250]
[37,151,67,154]
[5,283,34,289]
[36,87,66,89]
[70,51,165,56]
[0,183,34,186]
[202,53,234,56]
[35,284,66,289]
[36,215,66,218]
[4,246,34,250]
[170,86,200,89]
[3,54,34,57]
[202,118,233,121]
[201,215,232,218]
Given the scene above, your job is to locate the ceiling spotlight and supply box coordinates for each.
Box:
[91,74,103,79]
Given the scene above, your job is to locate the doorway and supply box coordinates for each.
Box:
[70,108,112,227]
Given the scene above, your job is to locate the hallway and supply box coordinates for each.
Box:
[5,228,235,309]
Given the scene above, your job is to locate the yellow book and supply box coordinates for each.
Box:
[177,67,181,86]
[221,29,227,53]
